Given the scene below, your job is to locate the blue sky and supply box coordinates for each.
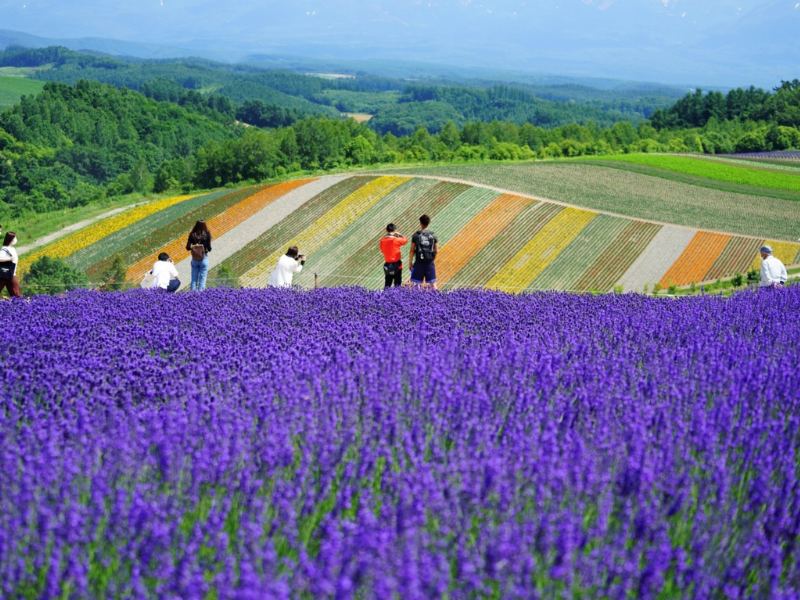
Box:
[1,0,798,87]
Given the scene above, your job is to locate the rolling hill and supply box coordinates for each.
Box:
[17,156,800,294]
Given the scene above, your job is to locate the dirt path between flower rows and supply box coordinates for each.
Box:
[18,203,146,254]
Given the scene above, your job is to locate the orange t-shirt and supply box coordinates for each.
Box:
[380,235,408,263]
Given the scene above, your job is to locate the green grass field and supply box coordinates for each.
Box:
[588,153,800,196]
[384,160,800,240]
[0,75,46,108]
[710,156,800,172]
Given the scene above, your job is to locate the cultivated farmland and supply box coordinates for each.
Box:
[388,160,800,240]
[18,170,800,294]
[595,153,800,192]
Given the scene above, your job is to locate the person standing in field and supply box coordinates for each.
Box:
[409,214,439,290]
[186,220,212,291]
[269,246,306,288]
[0,232,21,298]
[380,223,408,289]
[759,245,787,289]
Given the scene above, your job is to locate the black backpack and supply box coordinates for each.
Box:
[415,230,437,262]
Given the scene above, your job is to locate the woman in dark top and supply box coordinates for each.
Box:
[186,220,212,290]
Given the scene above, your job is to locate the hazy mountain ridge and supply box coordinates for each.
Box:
[0,0,797,87]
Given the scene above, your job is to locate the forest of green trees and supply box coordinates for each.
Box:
[0,46,680,131]
[0,44,798,223]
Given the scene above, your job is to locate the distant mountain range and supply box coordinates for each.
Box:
[0,28,684,93]
[0,0,797,88]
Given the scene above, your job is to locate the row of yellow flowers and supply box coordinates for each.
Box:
[19,194,197,277]
[486,207,598,293]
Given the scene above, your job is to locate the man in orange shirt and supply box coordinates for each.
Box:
[379,223,408,289]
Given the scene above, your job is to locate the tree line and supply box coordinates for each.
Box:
[0,46,680,135]
[1,76,799,223]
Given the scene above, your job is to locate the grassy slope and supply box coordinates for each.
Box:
[596,154,800,191]
[584,154,800,202]
[579,159,800,203]
[383,161,800,240]
[0,75,46,108]
[705,156,800,172]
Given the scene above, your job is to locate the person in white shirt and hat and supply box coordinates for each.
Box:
[269,246,306,288]
[759,245,787,289]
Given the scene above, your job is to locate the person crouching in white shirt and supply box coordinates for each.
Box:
[151,252,181,292]
[759,245,788,289]
[269,246,306,288]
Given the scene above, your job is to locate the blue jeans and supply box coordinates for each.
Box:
[190,256,209,291]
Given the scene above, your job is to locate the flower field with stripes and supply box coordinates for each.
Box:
[79,188,253,279]
[23,173,800,294]
[659,232,733,289]
[390,161,800,240]
[331,186,502,289]
[124,179,313,282]
[18,193,198,277]
[238,176,409,288]
[206,176,372,284]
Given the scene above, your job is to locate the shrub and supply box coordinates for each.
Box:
[211,264,238,288]
[23,256,88,296]
[98,255,128,291]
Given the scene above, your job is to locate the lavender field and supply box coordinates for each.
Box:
[1,287,799,598]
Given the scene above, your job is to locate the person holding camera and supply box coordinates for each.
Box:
[379,223,408,289]
[149,252,181,292]
[269,246,306,288]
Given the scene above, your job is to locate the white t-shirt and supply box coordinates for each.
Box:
[0,246,18,265]
[269,254,303,287]
[151,260,179,289]
[760,255,787,287]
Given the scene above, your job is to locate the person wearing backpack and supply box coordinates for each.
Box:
[186,220,212,291]
[409,214,439,290]
[379,223,408,289]
[0,232,22,298]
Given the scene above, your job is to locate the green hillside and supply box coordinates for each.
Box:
[0,80,235,214]
[0,46,681,135]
